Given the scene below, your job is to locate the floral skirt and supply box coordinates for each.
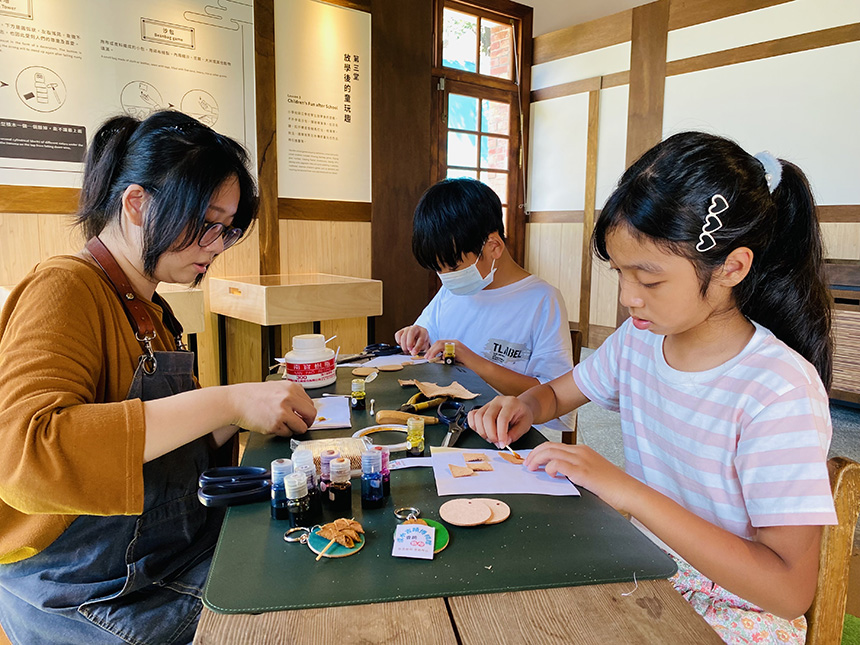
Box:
[669,554,807,644]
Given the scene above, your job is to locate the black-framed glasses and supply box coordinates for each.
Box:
[199,221,243,250]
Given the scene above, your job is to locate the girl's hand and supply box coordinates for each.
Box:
[468,395,534,447]
[230,381,317,437]
[524,443,638,512]
[394,325,430,355]
[425,339,476,367]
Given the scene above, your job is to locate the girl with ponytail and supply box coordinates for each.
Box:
[0,111,316,644]
[468,132,836,643]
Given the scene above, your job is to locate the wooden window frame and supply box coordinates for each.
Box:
[431,0,533,267]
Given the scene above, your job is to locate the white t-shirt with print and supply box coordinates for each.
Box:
[414,274,574,433]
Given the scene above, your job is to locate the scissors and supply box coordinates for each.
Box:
[197,466,271,507]
[437,400,470,448]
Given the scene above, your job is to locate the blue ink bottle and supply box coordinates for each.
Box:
[284,472,311,528]
[360,449,384,510]
[270,458,292,520]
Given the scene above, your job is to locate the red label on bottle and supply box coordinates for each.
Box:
[286,358,336,383]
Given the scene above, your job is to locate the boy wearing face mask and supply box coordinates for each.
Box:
[395,178,574,436]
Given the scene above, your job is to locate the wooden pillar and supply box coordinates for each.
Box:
[369,0,434,344]
[581,88,600,347]
[617,0,669,326]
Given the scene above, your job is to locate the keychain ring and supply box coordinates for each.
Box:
[284,527,310,543]
[394,506,421,521]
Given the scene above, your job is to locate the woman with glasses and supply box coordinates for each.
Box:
[0,110,316,644]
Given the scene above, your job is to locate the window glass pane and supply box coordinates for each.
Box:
[447,168,478,180]
[447,131,478,168]
[448,94,478,132]
[480,136,508,171]
[480,171,509,206]
[443,9,477,73]
[481,100,509,134]
[479,19,513,80]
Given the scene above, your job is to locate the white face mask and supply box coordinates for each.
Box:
[438,257,496,296]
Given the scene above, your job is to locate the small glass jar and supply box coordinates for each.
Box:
[350,378,366,410]
[406,416,425,457]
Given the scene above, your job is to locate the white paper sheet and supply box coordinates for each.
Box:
[310,396,352,429]
[431,447,580,497]
[361,354,428,368]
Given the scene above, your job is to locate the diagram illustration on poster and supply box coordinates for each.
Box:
[0,0,254,188]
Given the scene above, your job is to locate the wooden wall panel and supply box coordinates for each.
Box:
[524,222,582,321]
[822,224,860,262]
[279,219,372,354]
[369,0,434,345]
[0,214,42,286]
[533,11,632,65]
[38,214,81,260]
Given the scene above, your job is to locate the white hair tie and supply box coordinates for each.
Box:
[754,151,782,193]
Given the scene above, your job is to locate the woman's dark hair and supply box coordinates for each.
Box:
[593,131,832,389]
[77,110,258,283]
[412,178,506,272]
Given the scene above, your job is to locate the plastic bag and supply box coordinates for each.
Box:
[289,436,372,477]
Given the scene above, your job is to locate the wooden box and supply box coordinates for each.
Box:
[208,273,383,326]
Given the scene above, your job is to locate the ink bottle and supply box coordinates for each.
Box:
[350,378,366,410]
[327,457,353,514]
[406,415,425,457]
[270,458,292,520]
[373,444,391,497]
[443,342,456,366]
[360,450,384,510]
[284,472,311,528]
[319,448,340,501]
[292,450,322,523]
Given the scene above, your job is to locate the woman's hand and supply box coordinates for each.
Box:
[394,325,430,355]
[468,395,534,447]
[229,380,317,437]
[524,443,638,512]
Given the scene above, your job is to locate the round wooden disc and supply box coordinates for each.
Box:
[439,499,492,527]
[472,498,511,524]
[378,364,404,372]
[352,366,378,376]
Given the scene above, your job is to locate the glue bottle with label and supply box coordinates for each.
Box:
[284,472,311,528]
[360,450,384,510]
[270,458,292,520]
[327,457,352,514]
[292,450,322,523]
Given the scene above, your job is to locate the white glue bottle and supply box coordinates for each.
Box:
[283,334,336,388]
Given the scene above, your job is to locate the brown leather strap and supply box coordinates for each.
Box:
[86,236,157,343]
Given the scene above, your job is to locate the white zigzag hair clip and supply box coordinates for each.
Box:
[696,194,729,253]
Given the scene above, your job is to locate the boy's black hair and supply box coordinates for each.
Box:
[592,131,832,389]
[77,110,258,286]
[412,178,506,272]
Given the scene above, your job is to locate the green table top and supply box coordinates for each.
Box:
[202,362,676,613]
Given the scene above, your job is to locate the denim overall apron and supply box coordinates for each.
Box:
[0,239,223,645]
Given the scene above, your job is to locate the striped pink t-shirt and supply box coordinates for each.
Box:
[574,319,837,538]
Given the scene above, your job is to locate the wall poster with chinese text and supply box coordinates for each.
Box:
[274,0,371,202]
[0,0,256,188]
